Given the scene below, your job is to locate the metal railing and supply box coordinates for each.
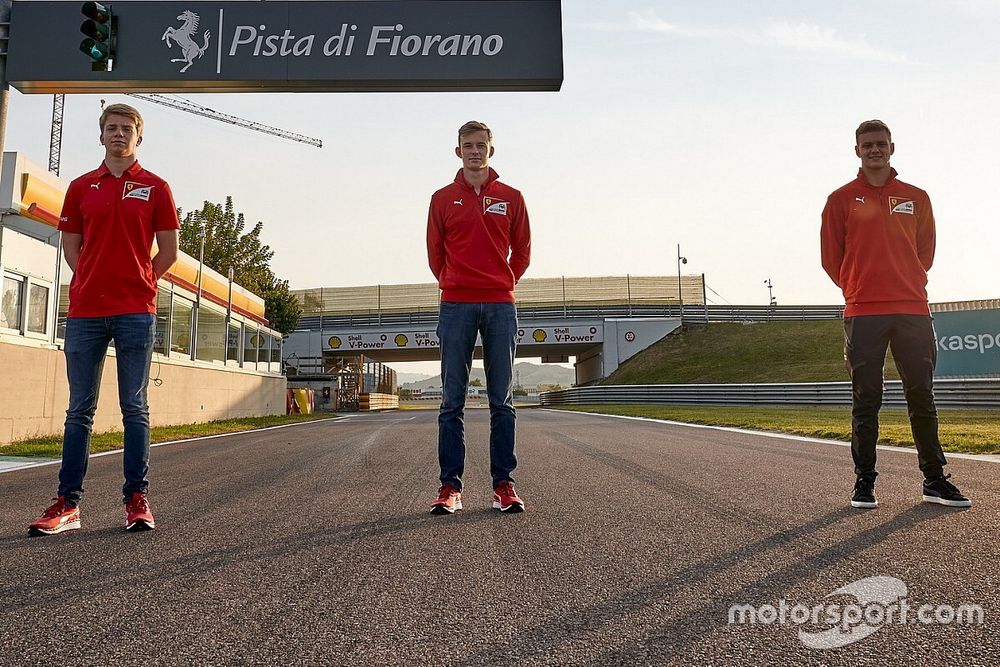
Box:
[539,378,1000,409]
[295,304,847,331]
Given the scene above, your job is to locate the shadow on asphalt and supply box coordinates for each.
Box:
[454,504,941,666]
[0,509,496,611]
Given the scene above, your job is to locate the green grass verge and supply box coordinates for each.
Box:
[1,412,337,459]
[605,321,902,384]
[549,405,1000,455]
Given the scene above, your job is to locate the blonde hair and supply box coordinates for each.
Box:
[100,103,144,135]
[457,120,492,145]
[855,119,890,144]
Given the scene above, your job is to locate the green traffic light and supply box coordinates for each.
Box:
[80,38,110,61]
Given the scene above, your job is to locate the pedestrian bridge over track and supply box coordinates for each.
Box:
[285,276,705,384]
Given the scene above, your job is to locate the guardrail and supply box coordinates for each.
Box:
[539,378,1000,409]
[296,304,847,330]
[296,300,993,331]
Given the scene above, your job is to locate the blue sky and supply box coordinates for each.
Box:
[4,1,998,373]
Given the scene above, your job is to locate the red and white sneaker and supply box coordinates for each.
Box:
[430,484,463,515]
[125,492,156,531]
[492,480,525,513]
[29,496,81,535]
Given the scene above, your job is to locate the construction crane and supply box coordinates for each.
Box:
[48,94,65,175]
[126,93,323,148]
[47,92,323,175]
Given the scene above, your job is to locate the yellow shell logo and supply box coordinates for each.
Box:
[328,336,342,349]
[250,334,266,348]
[394,334,409,346]
[532,329,547,342]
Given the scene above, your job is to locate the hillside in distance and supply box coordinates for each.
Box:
[605,321,902,385]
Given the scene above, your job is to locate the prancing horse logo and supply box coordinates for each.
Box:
[161,10,212,73]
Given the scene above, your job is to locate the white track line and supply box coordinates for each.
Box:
[542,409,1000,464]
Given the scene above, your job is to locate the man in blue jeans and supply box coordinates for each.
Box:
[29,104,179,535]
[426,120,531,514]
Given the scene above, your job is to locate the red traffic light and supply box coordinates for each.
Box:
[81,1,110,23]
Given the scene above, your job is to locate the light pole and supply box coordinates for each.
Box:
[677,243,687,323]
[191,222,206,361]
[764,278,777,306]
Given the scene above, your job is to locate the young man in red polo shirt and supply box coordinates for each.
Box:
[821,119,970,510]
[29,104,179,535]
[426,120,531,515]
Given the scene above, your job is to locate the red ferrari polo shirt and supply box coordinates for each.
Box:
[58,161,179,317]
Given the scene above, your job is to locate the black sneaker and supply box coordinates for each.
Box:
[922,474,972,508]
[851,476,878,509]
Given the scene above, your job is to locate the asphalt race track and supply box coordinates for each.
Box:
[0,408,996,666]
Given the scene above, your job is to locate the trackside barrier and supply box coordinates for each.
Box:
[539,378,1000,409]
[296,301,993,331]
[360,393,400,411]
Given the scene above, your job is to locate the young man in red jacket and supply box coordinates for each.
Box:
[426,120,531,515]
[821,119,970,510]
[29,104,179,535]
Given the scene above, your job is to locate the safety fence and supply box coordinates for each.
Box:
[539,378,1000,409]
[296,304,847,330]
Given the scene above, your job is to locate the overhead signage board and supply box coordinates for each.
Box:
[6,0,563,93]
[323,324,602,352]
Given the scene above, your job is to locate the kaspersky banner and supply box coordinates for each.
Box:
[6,0,563,93]
[933,308,1000,377]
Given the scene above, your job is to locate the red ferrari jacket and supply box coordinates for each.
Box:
[821,168,935,317]
[426,168,531,302]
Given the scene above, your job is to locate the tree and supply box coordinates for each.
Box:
[470,378,483,387]
[179,197,273,291]
[178,196,300,334]
[262,277,302,336]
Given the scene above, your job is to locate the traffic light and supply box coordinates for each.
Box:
[79,2,115,71]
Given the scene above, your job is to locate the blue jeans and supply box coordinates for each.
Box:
[59,314,156,505]
[436,301,518,490]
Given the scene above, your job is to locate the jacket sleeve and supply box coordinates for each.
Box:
[508,193,531,282]
[426,195,445,281]
[916,193,936,272]
[820,193,846,288]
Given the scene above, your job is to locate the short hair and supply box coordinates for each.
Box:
[100,103,144,135]
[457,120,492,145]
[855,119,891,144]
